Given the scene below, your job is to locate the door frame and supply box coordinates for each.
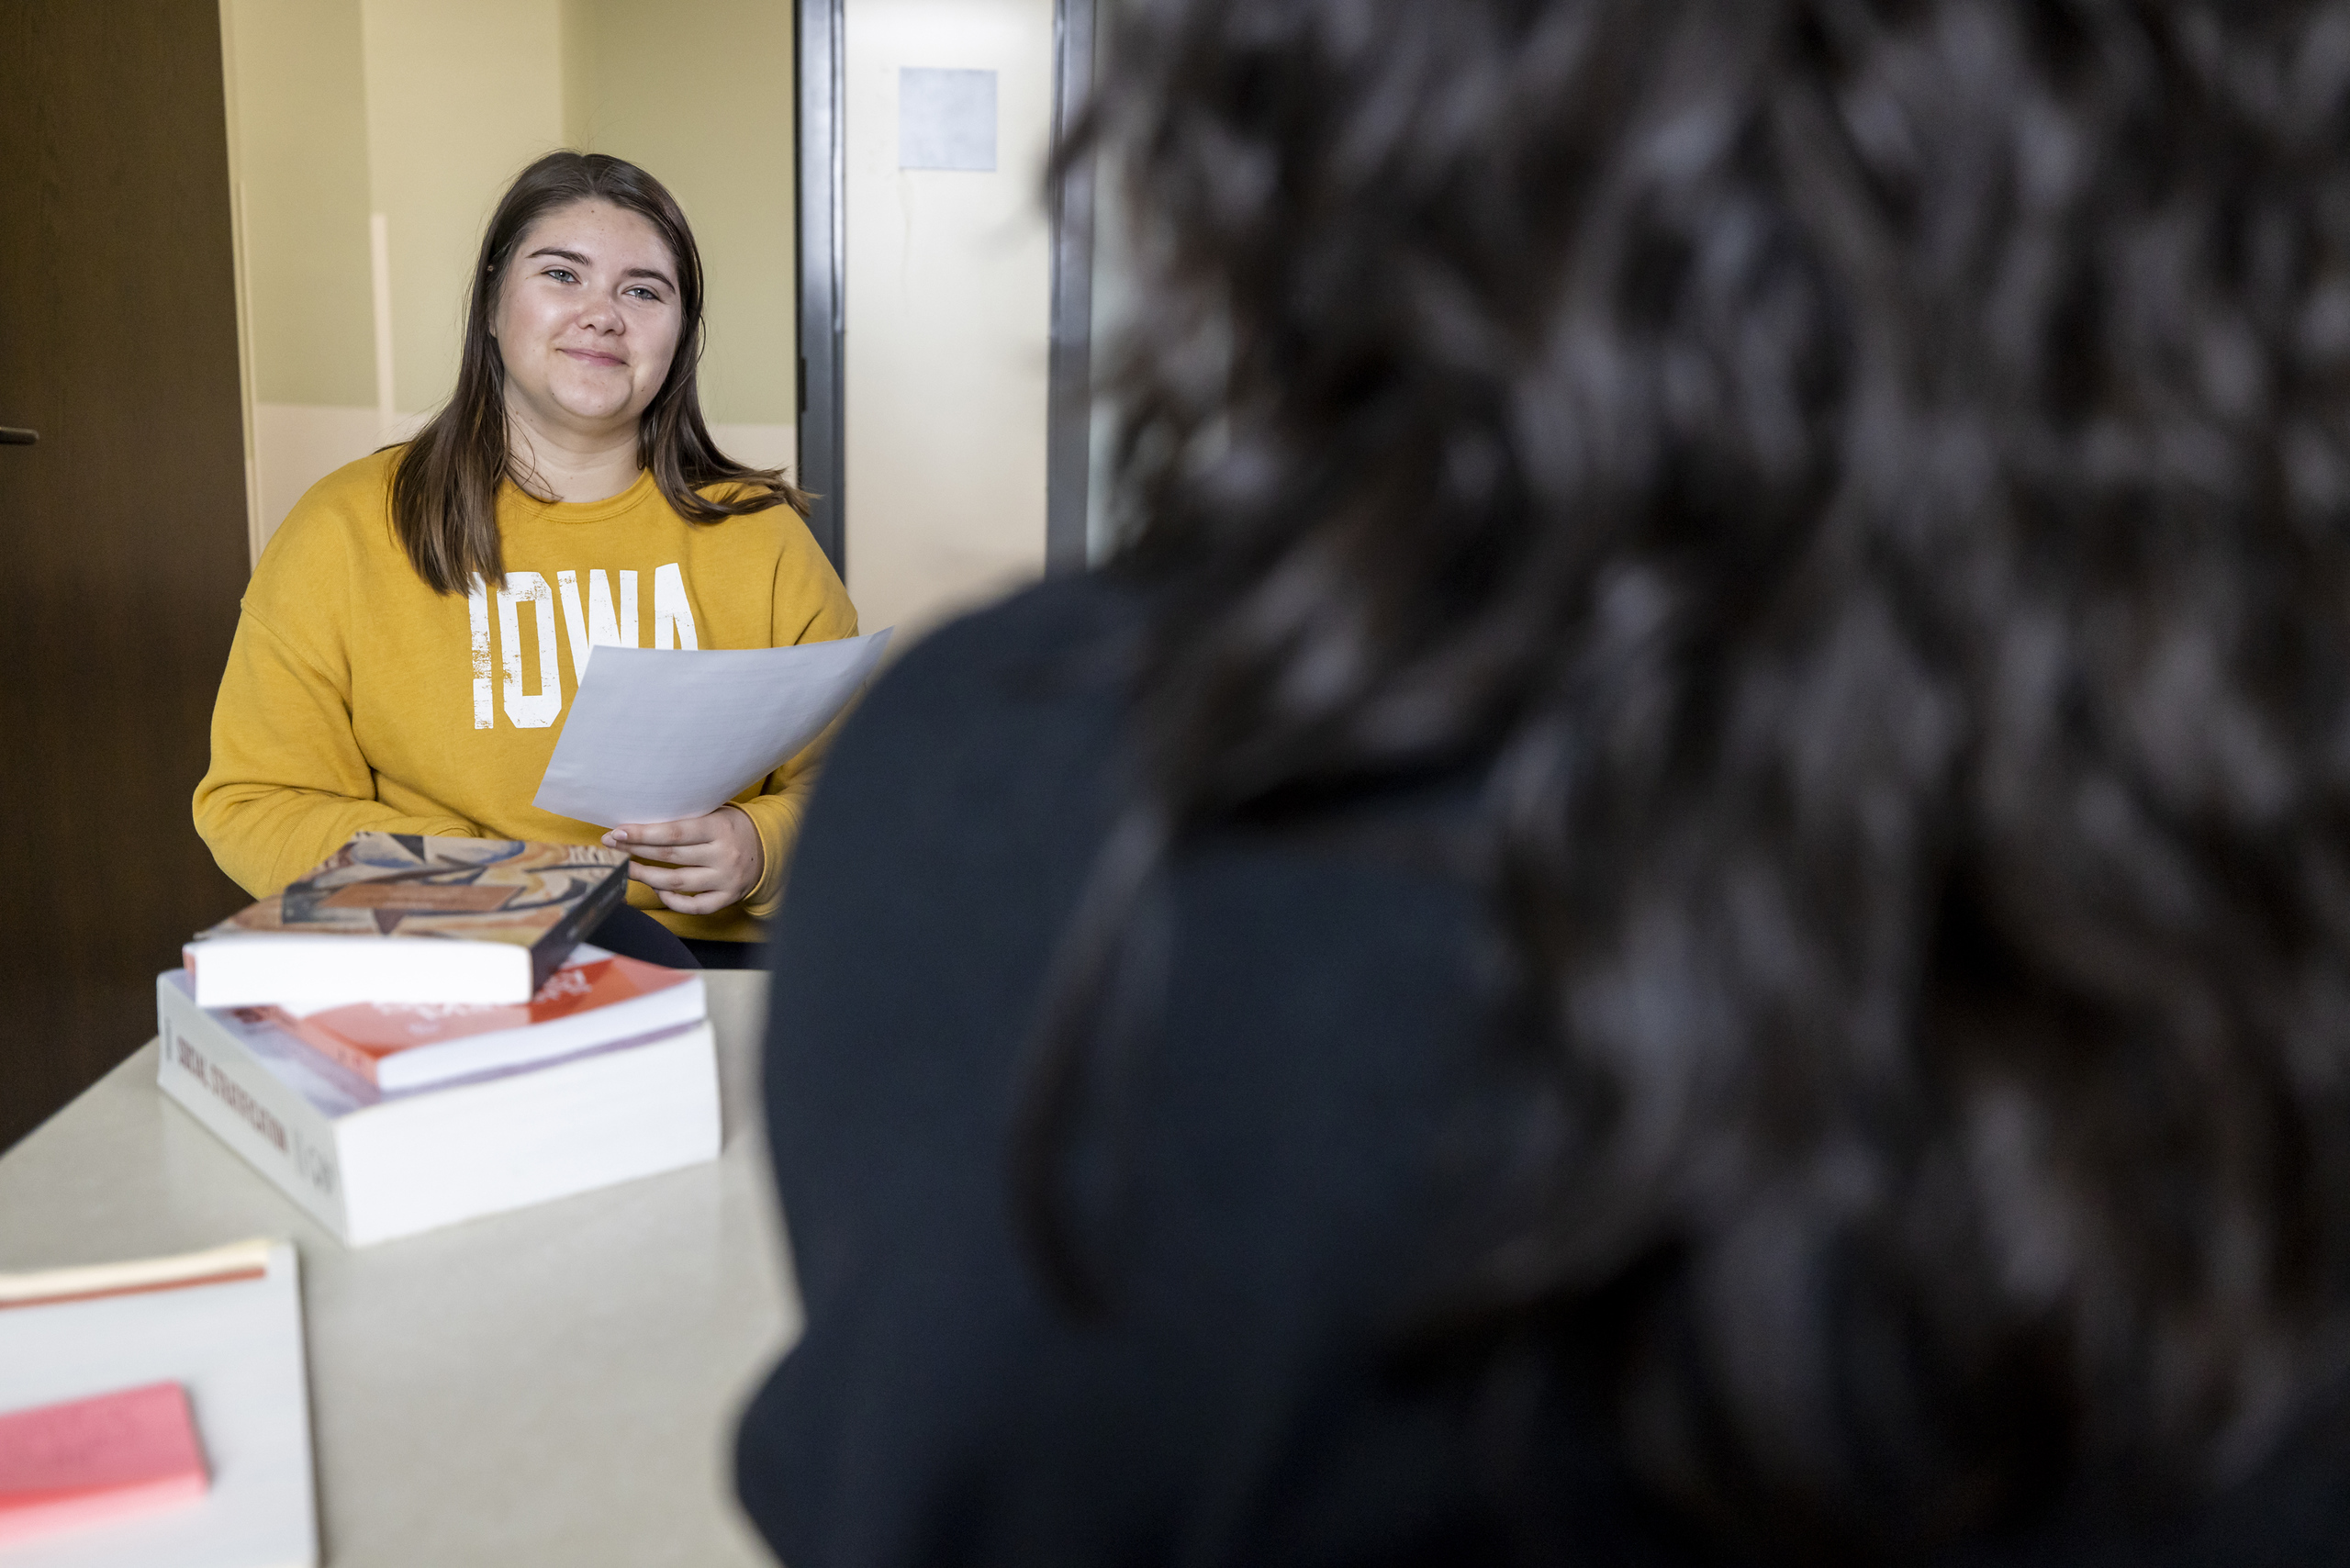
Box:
[795,0,848,577]
[1044,0,1098,573]
[793,0,1100,583]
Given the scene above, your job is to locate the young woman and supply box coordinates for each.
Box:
[196,152,855,969]
[738,0,2350,1562]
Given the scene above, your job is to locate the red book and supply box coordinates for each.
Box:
[260,949,706,1092]
[0,1382,208,1547]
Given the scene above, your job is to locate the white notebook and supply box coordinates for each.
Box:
[0,1239,315,1568]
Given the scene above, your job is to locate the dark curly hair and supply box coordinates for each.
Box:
[1023,0,2350,1554]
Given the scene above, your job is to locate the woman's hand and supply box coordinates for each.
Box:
[602,804,765,915]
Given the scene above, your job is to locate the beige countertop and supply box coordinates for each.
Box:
[0,970,797,1567]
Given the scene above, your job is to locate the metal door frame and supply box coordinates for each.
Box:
[796,0,847,576]
[795,0,1100,580]
[1044,0,1098,572]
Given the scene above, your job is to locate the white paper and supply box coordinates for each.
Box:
[532,629,892,828]
[899,67,997,170]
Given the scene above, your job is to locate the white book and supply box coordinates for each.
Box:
[154,971,721,1248]
[0,1239,314,1568]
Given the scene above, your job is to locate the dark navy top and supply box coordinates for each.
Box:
[734,574,2350,1568]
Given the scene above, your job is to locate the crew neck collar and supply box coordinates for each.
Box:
[505,466,657,523]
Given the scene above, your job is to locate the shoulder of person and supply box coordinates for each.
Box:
[845,573,1138,747]
[688,476,806,525]
[258,449,405,565]
[685,478,837,571]
[246,447,411,615]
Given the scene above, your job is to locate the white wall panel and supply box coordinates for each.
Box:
[842,0,1056,638]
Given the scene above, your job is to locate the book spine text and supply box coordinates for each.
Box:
[155,982,352,1239]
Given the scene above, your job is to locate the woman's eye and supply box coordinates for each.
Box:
[545,267,577,283]
[626,286,663,302]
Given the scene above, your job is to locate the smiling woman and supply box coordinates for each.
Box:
[498,210,688,480]
[192,152,859,969]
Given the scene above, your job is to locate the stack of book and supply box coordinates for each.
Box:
[156,834,722,1247]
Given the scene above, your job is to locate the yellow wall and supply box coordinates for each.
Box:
[565,0,798,430]
[360,0,568,420]
[228,0,375,409]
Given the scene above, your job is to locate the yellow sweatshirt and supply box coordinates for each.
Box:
[195,449,859,943]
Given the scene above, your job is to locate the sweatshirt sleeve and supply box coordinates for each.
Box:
[731,519,864,920]
[193,533,476,900]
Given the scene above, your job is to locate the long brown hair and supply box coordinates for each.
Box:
[388,151,806,595]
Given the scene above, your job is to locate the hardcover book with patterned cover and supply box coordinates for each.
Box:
[186,834,630,1009]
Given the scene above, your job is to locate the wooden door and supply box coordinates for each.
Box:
[0,0,253,1150]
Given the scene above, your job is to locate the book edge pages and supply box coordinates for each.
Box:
[267,1241,319,1568]
[335,1019,722,1246]
[185,936,533,1012]
[371,971,709,1092]
[0,1239,275,1309]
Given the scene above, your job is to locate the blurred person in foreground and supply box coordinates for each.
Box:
[737,1,2350,1561]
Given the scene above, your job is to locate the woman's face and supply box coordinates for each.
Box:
[492,198,684,438]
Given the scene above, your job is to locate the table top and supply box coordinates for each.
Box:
[0,971,797,1568]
